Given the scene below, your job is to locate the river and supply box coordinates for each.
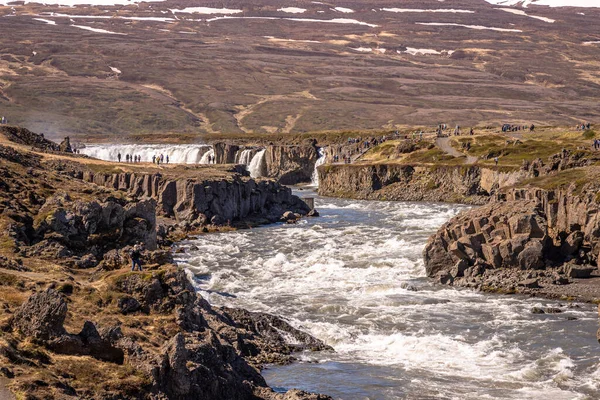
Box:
[174,190,600,400]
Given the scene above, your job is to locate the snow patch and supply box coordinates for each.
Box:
[71,24,125,34]
[417,22,522,32]
[109,66,121,74]
[33,17,56,24]
[41,13,175,22]
[351,47,372,52]
[484,0,600,8]
[498,8,555,22]
[0,0,163,6]
[278,7,306,14]
[333,7,354,13]
[170,7,243,15]
[206,16,377,27]
[381,8,474,13]
[402,47,455,56]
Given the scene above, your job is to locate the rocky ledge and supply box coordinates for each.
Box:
[0,127,329,399]
[424,179,600,302]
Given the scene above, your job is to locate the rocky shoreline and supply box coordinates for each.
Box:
[423,177,600,303]
[0,127,331,399]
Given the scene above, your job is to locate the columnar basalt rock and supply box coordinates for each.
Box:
[79,171,310,224]
[423,183,600,297]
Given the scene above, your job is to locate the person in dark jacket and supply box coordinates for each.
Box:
[131,243,144,271]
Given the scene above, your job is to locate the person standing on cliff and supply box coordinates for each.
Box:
[494,157,499,166]
[131,243,144,271]
[118,153,121,162]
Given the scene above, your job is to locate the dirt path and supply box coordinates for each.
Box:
[435,136,478,164]
[0,378,15,400]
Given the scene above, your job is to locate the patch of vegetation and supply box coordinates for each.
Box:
[402,148,464,165]
[520,168,591,192]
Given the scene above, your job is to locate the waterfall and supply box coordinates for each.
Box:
[236,149,254,166]
[200,149,214,164]
[248,149,266,178]
[79,144,212,164]
[311,147,326,186]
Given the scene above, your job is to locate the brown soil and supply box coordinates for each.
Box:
[0,0,599,141]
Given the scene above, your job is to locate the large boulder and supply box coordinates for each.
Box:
[517,240,546,270]
[12,289,67,340]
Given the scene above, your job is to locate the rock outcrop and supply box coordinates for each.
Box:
[318,164,508,204]
[265,145,318,185]
[423,182,600,298]
[73,169,310,224]
[4,267,332,400]
[1,126,62,152]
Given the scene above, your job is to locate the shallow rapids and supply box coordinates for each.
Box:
[175,191,600,400]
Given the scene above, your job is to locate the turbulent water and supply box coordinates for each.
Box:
[79,144,212,164]
[175,191,600,400]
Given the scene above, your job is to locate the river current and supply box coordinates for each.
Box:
[175,190,600,400]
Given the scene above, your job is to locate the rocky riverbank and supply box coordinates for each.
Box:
[0,127,330,399]
[423,172,600,303]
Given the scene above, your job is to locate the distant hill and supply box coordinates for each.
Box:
[0,0,599,141]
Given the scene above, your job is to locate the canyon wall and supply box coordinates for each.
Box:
[317,164,529,205]
[74,169,310,224]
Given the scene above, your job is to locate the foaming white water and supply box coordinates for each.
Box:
[199,148,214,164]
[235,149,255,166]
[310,147,325,186]
[79,144,212,164]
[248,149,266,178]
[176,194,600,399]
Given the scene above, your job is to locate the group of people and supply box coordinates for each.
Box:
[435,124,475,137]
[502,124,535,132]
[117,153,141,163]
[332,154,353,163]
[0,116,7,124]
[152,154,169,165]
[592,139,600,150]
[577,122,592,131]
[205,154,215,163]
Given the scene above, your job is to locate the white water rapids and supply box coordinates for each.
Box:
[175,191,600,399]
[79,144,212,164]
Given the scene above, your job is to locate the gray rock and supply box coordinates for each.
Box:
[118,297,141,314]
[566,264,595,279]
[518,278,540,289]
[517,240,545,270]
[450,259,469,278]
[75,253,97,269]
[561,231,584,256]
[12,288,67,340]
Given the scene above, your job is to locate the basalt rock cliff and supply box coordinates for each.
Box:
[423,177,600,301]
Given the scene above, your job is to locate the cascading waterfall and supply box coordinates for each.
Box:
[79,144,213,164]
[248,149,266,178]
[236,149,254,166]
[199,149,215,164]
[311,147,326,186]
